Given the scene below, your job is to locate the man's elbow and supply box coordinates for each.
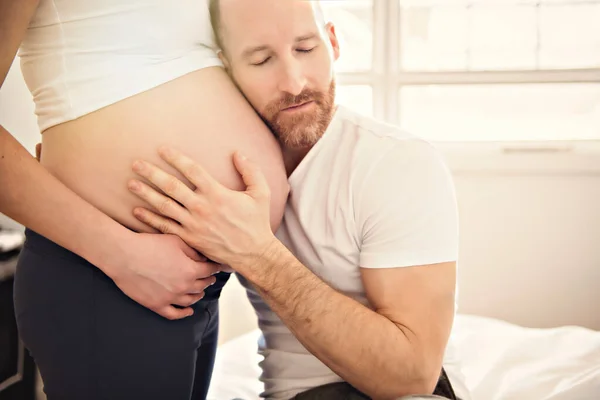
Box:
[380,360,443,399]
[411,367,444,396]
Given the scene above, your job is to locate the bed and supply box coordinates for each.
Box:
[207,314,600,400]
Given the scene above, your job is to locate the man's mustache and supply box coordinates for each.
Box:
[272,90,323,112]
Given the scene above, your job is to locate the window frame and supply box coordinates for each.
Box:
[334,0,600,173]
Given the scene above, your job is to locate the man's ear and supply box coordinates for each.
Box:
[218,51,231,70]
[325,22,340,61]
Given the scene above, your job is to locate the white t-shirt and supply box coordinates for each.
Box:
[238,105,471,400]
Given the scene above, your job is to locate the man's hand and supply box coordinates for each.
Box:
[126,147,277,271]
[108,232,222,320]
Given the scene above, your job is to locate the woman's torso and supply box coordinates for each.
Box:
[20,0,288,233]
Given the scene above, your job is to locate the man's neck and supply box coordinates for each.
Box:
[282,146,313,177]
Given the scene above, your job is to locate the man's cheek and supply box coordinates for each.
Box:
[244,87,269,111]
[235,80,258,103]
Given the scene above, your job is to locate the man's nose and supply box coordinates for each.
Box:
[278,60,307,96]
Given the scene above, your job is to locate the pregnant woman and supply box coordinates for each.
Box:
[0,0,288,399]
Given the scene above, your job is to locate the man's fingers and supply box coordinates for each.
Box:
[158,146,220,194]
[159,306,194,320]
[132,160,196,207]
[133,207,183,237]
[129,178,188,222]
[233,152,270,199]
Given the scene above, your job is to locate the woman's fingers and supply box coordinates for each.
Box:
[189,276,218,294]
[173,293,206,308]
[160,305,194,320]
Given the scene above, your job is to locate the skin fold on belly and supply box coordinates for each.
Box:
[40,67,289,233]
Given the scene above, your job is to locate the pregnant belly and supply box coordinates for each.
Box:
[40,67,288,233]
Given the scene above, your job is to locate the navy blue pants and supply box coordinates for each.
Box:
[13,229,229,400]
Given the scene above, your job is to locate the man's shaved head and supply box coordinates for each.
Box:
[208,0,224,50]
[209,0,326,53]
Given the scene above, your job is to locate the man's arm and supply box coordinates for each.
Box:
[241,141,457,398]
[125,145,458,394]
[241,243,455,400]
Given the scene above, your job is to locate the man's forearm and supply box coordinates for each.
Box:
[237,240,430,400]
[0,127,132,275]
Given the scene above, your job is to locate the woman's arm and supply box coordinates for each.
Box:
[0,0,217,320]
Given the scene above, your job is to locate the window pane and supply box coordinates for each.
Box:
[321,0,373,72]
[469,5,537,70]
[399,84,600,141]
[337,85,373,117]
[540,4,600,69]
[401,5,470,70]
[399,0,600,71]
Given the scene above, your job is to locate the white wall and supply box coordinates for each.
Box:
[453,171,600,331]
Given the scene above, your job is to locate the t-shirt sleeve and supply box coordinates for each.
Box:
[358,140,459,269]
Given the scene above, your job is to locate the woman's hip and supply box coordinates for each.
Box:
[14,229,221,399]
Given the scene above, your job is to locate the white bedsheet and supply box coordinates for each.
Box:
[207,314,600,400]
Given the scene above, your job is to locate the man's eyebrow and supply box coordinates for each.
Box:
[241,33,319,57]
[242,45,270,58]
[295,33,318,42]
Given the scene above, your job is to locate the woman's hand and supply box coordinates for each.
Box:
[110,232,222,320]
[127,147,278,271]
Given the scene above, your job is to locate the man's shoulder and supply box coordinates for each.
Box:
[337,106,418,142]
[335,106,440,170]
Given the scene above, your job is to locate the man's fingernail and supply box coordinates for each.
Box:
[132,161,144,172]
[237,152,246,161]
[159,146,173,157]
[128,180,140,191]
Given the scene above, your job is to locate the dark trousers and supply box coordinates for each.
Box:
[13,229,229,400]
[293,368,458,400]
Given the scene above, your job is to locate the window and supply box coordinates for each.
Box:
[324,0,600,142]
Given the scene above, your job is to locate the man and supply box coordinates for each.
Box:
[126,0,471,399]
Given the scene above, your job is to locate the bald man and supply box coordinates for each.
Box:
[127,0,472,399]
